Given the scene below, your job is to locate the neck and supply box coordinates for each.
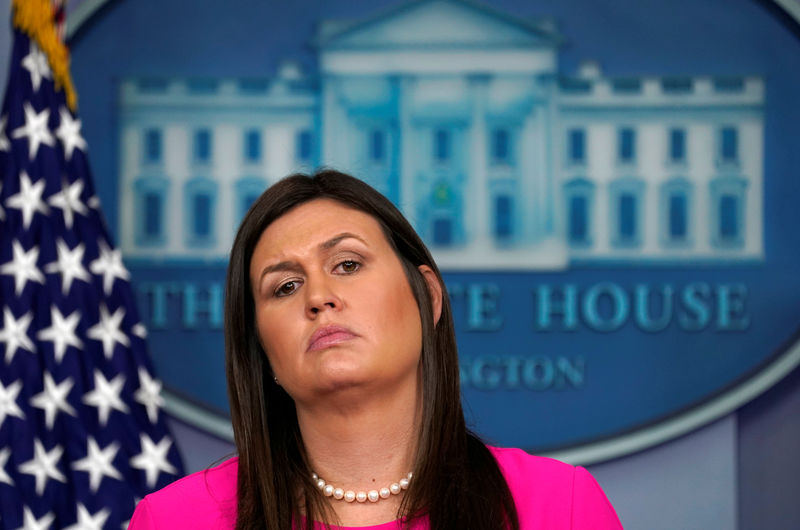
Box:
[296,376,421,526]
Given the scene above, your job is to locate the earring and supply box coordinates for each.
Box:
[273,375,279,385]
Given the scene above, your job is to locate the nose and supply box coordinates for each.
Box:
[305,275,341,318]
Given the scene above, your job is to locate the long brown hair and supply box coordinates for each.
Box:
[225,169,519,529]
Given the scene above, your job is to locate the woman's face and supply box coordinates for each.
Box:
[249,198,436,405]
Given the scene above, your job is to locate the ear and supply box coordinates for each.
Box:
[418,265,443,327]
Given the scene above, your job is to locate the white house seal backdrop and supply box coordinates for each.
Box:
[64,0,800,464]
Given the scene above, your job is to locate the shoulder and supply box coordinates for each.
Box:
[488,446,574,482]
[129,457,239,529]
[488,446,577,502]
[487,446,622,529]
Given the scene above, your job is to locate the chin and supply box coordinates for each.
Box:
[314,356,370,392]
[313,373,372,396]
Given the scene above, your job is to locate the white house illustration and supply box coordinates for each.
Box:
[117,0,764,269]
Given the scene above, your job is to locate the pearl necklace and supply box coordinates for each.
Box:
[312,471,413,503]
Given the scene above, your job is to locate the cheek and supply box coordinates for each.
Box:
[254,309,291,370]
[377,281,423,352]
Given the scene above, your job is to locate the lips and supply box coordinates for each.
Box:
[306,325,357,352]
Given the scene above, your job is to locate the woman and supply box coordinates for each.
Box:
[130,170,622,529]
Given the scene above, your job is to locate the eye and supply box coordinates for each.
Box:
[275,280,301,297]
[336,260,360,274]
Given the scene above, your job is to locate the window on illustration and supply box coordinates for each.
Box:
[492,129,510,163]
[494,195,513,239]
[370,130,385,162]
[297,130,313,162]
[194,129,212,163]
[618,193,637,240]
[433,218,453,246]
[242,193,260,220]
[669,193,688,240]
[568,129,585,164]
[569,195,588,244]
[143,192,162,238]
[193,194,212,238]
[669,128,686,163]
[145,129,162,163]
[619,128,636,163]
[720,127,738,163]
[434,129,450,163]
[245,130,261,162]
[719,194,739,240]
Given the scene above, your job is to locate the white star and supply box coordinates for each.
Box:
[44,239,90,295]
[18,439,67,495]
[86,304,129,359]
[0,240,45,296]
[21,42,51,92]
[89,240,130,295]
[135,367,163,423]
[71,437,122,492]
[11,103,54,160]
[82,369,129,426]
[37,305,84,363]
[5,171,49,229]
[15,506,55,530]
[132,322,147,339]
[55,107,87,160]
[48,178,88,229]
[130,434,178,488]
[0,379,25,430]
[0,447,13,485]
[64,503,110,530]
[0,183,5,221]
[0,307,35,363]
[0,115,10,152]
[30,373,77,430]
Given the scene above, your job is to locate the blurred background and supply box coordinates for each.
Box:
[1,1,799,528]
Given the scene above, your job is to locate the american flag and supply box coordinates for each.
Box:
[0,4,184,529]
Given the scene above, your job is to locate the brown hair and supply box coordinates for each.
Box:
[225,169,519,529]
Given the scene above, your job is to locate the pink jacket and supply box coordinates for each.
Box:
[129,446,622,529]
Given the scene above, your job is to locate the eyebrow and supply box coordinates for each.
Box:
[319,232,367,250]
[258,232,368,282]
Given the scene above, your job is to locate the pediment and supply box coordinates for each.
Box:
[317,0,561,50]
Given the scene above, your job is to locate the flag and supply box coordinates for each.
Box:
[0,1,184,528]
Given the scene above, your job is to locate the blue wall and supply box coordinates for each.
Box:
[1,2,798,527]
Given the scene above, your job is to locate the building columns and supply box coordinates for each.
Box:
[397,75,416,223]
[468,74,491,247]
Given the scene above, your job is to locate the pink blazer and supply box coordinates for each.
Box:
[129,446,622,529]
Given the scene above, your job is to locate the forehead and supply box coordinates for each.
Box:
[251,199,389,262]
